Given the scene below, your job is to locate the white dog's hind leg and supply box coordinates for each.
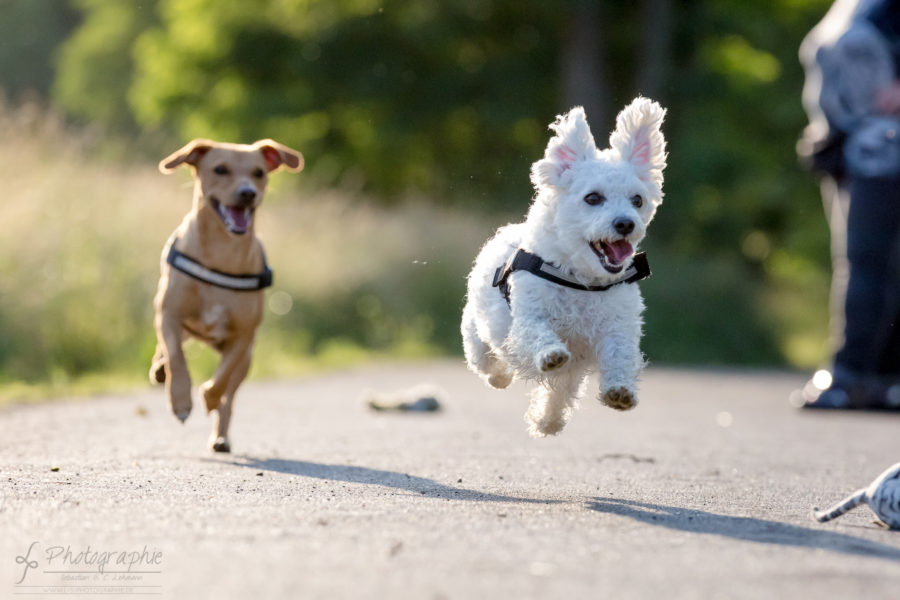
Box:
[525,369,584,437]
[462,305,514,388]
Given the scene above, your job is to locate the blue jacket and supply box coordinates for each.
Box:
[799,0,900,177]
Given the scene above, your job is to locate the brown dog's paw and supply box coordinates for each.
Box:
[210,437,231,453]
[149,350,167,384]
[150,361,166,385]
[601,387,637,411]
[200,381,221,413]
[537,346,570,373]
[169,395,192,422]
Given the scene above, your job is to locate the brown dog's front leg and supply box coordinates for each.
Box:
[149,344,167,384]
[200,337,253,413]
[208,348,252,453]
[156,315,192,422]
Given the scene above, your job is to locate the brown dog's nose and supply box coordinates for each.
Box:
[237,188,257,205]
[614,217,635,235]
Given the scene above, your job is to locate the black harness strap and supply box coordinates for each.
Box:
[492,249,650,306]
[167,243,273,291]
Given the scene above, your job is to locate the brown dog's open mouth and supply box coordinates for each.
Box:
[211,197,253,235]
[589,239,634,273]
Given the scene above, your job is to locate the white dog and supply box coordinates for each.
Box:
[461,98,667,437]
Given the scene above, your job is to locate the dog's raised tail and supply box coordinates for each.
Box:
[812,488,866,523]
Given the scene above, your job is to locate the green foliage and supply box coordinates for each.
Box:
[121,0,562,203]
[53,0,159,132]
[0,0,78,100]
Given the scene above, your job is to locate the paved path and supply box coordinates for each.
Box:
[1,361,900,599]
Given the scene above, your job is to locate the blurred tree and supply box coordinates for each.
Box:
[120,0,569,205]
[0,0,79,101]
[53,0,159,132]
[40,0,839,366]
[636,0,673,98]
[561,1,610,128]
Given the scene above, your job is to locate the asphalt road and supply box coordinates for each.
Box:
[2,360,900,599]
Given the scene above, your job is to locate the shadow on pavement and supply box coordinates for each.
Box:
[215,455,561,505]
[587,497,900,560]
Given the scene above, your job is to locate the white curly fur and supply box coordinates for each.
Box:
[461,98,667,437]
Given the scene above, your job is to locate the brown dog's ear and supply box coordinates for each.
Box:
[253,139,305,172]
[159,139,215,173]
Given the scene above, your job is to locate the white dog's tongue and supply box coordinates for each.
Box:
[605,240,633,264]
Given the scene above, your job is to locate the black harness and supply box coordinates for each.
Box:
[166,243,273,291]
[492,248,650,306]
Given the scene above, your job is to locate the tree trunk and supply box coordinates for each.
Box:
[561,1,610,132]
[636,0,673,99]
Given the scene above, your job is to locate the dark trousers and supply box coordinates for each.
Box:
[834,175,900,377]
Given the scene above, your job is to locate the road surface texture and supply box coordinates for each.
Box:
[2,360,900,599]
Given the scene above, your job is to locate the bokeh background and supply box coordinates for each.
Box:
[0,0,835,398]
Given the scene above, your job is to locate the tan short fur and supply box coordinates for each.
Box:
[151,139,303,452]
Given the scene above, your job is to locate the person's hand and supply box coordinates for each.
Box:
[876,81,900,115]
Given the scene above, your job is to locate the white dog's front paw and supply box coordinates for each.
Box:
[601,386,637,411]
[487,370,513,389]
[536,345,570,373]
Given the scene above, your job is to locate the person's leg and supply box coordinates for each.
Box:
[872,215,900,380]
[803,174,900,409]
[822,176,850,357]
[834,174,900,375]
[798,178,853,408]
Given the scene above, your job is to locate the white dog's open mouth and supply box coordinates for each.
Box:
[589,239,634,273]
[211,197,253,235]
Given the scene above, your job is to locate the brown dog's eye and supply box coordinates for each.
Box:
[584,192,605,206]
[631,195,643,208]
[213,165,230,175]
[252,168,265,179]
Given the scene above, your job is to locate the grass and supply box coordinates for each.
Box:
[0,101,497,402]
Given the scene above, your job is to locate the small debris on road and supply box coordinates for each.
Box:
[364,384,445,412]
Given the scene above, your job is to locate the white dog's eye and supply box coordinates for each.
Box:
[631,195,643,208]
[214,164,230,175]
[252,168,265,179]
[584,192,605,206]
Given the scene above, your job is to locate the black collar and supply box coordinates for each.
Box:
[492,248,650,305]
[166,243,273,291]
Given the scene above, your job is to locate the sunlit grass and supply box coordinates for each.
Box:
[0,101,496,402]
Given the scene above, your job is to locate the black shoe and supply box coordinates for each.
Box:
[802,386,852,409]
[790,370,850,409]
[793,370,900,411]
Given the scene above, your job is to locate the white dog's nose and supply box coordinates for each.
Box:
[613,217,635,235]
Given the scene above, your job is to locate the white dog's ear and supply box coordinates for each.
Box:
[609,97,667,189]
[530,106,597,189]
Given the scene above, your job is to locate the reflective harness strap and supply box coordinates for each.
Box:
[492,249,650,306]
[166,243,273,291]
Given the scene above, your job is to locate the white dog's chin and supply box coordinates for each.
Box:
[211,197,253,235]
[589,239,634,274]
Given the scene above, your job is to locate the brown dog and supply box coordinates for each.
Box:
[150,139,303,452]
